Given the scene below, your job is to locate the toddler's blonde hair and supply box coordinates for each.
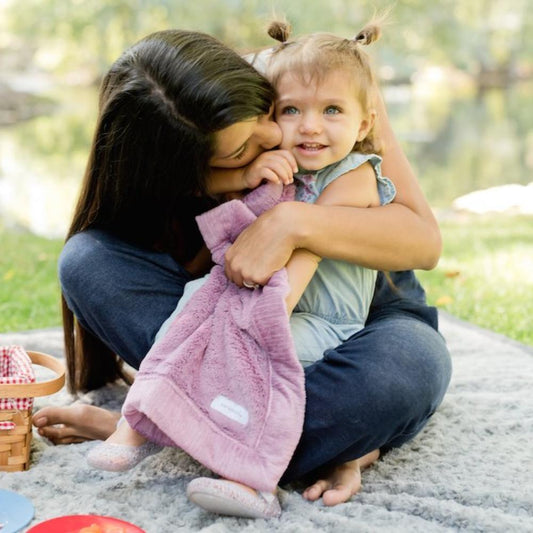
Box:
[267,20,383,154]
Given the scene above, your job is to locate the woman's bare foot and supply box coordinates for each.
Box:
[302,449,380,506]
[32,404,120,444]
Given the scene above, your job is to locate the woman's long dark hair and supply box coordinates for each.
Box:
[65,30,275,393]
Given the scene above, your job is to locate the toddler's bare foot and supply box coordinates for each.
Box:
[302,449,379,506]
[32,404,120,444]
[106,417,147,447]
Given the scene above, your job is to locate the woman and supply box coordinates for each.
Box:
[33,28,451,514]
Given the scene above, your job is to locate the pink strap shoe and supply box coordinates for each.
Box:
[186,478,281,519]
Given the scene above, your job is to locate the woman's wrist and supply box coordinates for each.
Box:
[271,201,313,252]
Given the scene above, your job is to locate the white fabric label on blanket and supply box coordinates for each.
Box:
[210,395,249,426]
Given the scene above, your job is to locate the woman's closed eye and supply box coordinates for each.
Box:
[232,143,248,160]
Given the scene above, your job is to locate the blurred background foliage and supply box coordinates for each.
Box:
[2,0,531,84]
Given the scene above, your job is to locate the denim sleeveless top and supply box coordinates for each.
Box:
[290,152,396,365]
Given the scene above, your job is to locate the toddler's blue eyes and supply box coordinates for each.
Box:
[282,106,299,115]
[279,105,341,115]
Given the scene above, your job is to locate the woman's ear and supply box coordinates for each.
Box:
[357,108,377,141]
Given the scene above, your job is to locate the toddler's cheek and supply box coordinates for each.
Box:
[278,137,292,151]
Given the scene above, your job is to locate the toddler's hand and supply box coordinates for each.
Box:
[242,150,298,189]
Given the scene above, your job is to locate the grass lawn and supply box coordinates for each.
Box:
[1,214,532,347]
[417,213,533,347]
[0,225,63,332]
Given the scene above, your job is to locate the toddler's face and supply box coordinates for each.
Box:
[275,70,373,171]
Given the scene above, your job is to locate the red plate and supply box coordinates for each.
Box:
[26,514,145,533]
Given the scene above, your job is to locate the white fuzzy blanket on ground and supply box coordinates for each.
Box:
[1,312,532,532]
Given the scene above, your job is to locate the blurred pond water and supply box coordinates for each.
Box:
[0,81,531,238]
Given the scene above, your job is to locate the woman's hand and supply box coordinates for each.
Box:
[224,202,298,286]
[241,150,297,190]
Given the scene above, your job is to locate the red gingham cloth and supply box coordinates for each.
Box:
[0,345,36,417]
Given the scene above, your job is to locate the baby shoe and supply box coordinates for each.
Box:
[186,477,281,519]
[87,440,162,472]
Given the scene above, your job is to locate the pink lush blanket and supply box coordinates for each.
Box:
[123,183,305,491]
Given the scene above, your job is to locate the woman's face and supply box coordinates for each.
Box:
[209,107,282,169]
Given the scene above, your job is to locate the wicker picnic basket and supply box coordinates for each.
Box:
[0,349,65,472]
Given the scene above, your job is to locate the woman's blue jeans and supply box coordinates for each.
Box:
[59,229,452,484]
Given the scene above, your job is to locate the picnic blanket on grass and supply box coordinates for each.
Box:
[0,313,532,531]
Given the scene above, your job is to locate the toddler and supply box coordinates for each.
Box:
[260,19,396,365]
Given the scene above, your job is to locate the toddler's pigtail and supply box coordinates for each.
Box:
[354,24,381,46]
[353,6,393,46]
[268,20,292,44]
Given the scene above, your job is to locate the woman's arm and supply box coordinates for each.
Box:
[375,91,442,264]
[225,94,442,286]
[284,162,380,313]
